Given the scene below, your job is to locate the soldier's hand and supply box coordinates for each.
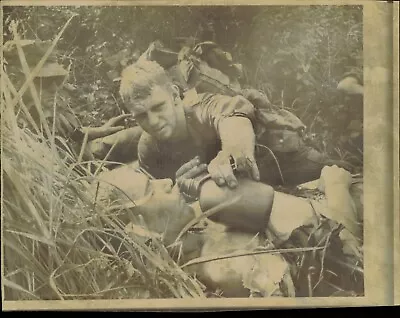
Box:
[208,150,260,189]
[82,114,132,141]
[231,149,260,182]
[318,165,352,193]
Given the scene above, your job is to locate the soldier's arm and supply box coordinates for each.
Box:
[81,114,133,141]
[218,116,257,169]
[196,94,260,187]
[88,126,143,162]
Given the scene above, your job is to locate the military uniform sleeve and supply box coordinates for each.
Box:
[193,93,256,134]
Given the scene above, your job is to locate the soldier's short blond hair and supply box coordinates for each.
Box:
[119,60,173,103]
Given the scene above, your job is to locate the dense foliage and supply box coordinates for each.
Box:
[2,5,363,300]
[3,5,363,156]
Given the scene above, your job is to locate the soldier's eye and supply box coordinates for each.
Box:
[135,112,147,121]
[152,104,164,112]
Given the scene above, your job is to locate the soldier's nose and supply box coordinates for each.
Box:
[147,111,159,127]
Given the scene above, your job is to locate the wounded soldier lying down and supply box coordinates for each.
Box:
[92,160,363,297]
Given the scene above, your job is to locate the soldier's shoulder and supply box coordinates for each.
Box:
[182,88,216,109]
[182,88,201,107]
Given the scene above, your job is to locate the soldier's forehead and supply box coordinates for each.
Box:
[131,103,148,114]
[129,87,171,114]
[98,167,150,199]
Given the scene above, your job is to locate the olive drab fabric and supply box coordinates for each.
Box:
[137,40,179,69]
[176,41,243,97]
[137,89,257,181]
[138,40,308,154]
[240,88,306,153]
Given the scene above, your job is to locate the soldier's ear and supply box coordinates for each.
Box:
[170,84,181,100]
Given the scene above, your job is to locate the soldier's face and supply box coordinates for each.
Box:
[128,85,181,141]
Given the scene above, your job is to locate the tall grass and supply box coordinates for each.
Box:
[1,21,205,301]
[2,15,364,300]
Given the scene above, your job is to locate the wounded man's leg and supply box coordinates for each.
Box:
[266,191,320,246]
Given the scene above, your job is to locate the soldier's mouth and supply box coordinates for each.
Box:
[156,126,169,135]
[154,126,166,133]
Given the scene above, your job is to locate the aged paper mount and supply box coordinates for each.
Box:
[1,0,399,311]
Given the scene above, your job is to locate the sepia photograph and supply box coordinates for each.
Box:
[1,0,397,311]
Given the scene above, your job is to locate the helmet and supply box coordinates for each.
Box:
[3,39,69,79]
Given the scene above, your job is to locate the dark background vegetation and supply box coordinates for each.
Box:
[2,5,364,300]
[3,5,363,163]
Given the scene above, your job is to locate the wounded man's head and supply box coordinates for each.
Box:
[93,164,196,245]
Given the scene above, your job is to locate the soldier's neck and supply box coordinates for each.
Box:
[169,104,190,143]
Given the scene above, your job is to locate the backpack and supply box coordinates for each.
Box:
[139,41,307,153]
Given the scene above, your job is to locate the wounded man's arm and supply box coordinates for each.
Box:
[317,166,362,256]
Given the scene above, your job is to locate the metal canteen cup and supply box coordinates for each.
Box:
[179,157,239,202]
[179,174,211,202]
